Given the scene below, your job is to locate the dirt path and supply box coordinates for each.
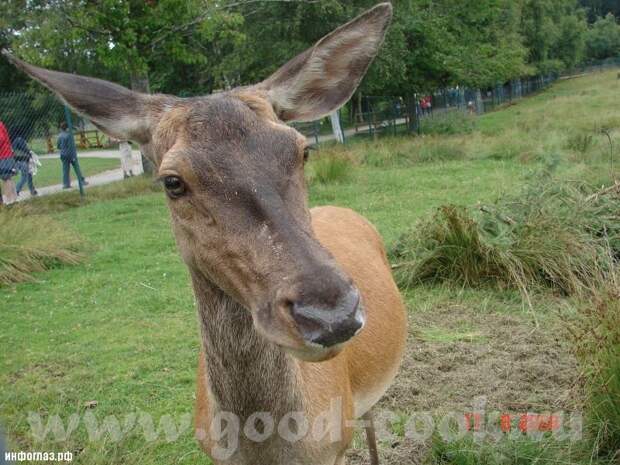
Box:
[347,303,580,464]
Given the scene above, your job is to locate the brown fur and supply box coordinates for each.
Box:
[194,206,406,465]
[5,4,404,464]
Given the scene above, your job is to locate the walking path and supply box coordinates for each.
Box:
[16,168,127,201]
[15,149,142,202]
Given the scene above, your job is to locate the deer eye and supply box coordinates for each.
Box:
[163,176,186,198]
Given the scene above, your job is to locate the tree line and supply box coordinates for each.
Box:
[1,0,619,99]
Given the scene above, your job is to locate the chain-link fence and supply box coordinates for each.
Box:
[336,73,559,140]
[0,92,143,204]
[1,57,618,204]
[330,57,620,141]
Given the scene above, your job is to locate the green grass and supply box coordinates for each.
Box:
[570,277,620,460]
[305,152,353,184]
[430,433,595,465]
[1,69,619,465]
[19,157,120,189]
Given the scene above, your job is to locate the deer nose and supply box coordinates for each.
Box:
[288,287,365,348]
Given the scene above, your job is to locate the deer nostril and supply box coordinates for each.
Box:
[289,288,364,348]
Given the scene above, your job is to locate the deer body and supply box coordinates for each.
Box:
[194,207,407,464]
[6,3,407,463]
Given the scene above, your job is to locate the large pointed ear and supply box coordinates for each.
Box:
[2,50,159,144]
[256,2,392,122]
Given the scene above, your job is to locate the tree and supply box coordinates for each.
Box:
[579,0,620,22]
[585,13,620,60]
[520,0,587,73]
[5,0,247,94]
[1,0,601,102]
[389,0,528,92]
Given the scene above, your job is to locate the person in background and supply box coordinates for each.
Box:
[119,140,134,178]
[0,120,18,205]
[468,100,476,115]
[57,121,88,189]
[11,128,38,196]
[419,96,429,116]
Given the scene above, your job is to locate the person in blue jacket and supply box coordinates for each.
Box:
[57,122,87,189]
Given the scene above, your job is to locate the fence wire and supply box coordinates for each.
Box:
[1,56,619,205]
[0,93,141,204]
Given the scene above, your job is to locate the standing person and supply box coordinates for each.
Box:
[12,129,38,196]
[0,120,18,205]
[419,96,429,116]
[119,140,134,178]
[57,121,88,189]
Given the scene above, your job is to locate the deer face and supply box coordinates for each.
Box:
[157,94,364,361]
[4,3,393,362]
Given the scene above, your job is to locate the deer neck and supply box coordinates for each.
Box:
[192,274,303,420]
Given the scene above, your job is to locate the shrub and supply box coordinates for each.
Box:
[306,152,353,184]
[420,111,477,136]
[0,209,85,285]
[391,177,619,295]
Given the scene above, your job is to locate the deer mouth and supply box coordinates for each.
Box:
[289,287,365,348]
[252,285,366,362]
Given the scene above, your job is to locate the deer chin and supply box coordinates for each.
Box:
[283,343,345,363]
[252,305,348,362]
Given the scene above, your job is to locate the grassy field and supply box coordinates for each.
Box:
[23,157,121,189]
[1,70,618,464]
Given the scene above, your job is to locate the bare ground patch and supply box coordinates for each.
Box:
[348,303,581,464]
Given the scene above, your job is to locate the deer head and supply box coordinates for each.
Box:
[4,3,393,362]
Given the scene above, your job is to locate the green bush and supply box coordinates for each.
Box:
[0,209,85,285]
[420,111,478,136]
[390,177,619,295]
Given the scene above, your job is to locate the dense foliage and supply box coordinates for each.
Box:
[1,0,619,96]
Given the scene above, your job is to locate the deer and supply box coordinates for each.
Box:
[4,3,407,464]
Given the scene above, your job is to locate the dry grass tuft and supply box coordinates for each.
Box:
[0,209,85,285]
[391,175,620,297]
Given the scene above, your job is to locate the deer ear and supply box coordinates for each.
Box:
[257,2,392,123]
[2,50,158,144]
